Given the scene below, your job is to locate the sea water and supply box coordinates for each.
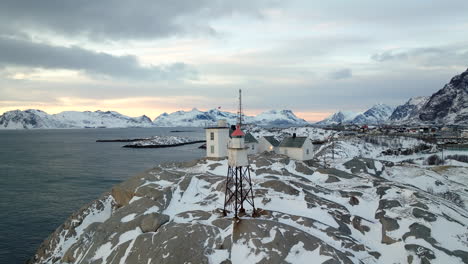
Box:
[0,128,205,263]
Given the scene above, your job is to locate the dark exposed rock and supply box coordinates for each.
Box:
[375,211,400,245]
[294,161,314,175]
[139,213,170,233]
[411,202,429,210]
[208,162,223,170]
[232,219,354,264]
[378,199,402,210]
[318,167,358,179]
[376,186,391,198]
[259,180,300,196]
[412,208,437,222]
[126,223,223,264]
[352,216,370,234]
[326,175,340,183]
[348,196,359,206]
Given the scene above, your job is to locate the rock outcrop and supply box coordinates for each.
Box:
[28,154,468,264]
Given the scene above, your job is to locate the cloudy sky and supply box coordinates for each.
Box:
[1,0,467,121]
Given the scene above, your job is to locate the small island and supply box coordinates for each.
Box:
[122,136,205,148]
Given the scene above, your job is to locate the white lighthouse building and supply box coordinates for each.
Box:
[205,119,230,158]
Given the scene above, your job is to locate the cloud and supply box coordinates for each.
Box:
[371,45,468,67]
[0,36,197,80]
[329,68,352,80]
[0,0,275,40]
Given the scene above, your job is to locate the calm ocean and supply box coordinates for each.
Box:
[0,128,205,263]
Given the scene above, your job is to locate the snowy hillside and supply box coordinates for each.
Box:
[0,109,153,129]
[29,140,468,263]
[153,109,308,127]
[388,96,429,123]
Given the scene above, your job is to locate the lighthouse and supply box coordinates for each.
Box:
[223,89,256,218]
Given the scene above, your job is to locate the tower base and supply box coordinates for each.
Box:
[223,165,256,218]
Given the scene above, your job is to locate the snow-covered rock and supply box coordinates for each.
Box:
[388,96,429,123]
[29,149,468,264]
[0,109,154,129]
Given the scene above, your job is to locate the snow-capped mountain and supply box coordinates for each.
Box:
[416,68,468,125]
[153,109,308,127]
[315,111,360,126]
[351,103,395,124]
[318,69,468,126]
[0,110,153,129]
[316,104,394,125]
[252,110,309,127]
[0,108,309,129]
[388,96,429,123]
[0,109,67,129]
[153,108,235,127]
[53,111,153,128]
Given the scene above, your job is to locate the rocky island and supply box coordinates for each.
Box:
[28,148,468,264]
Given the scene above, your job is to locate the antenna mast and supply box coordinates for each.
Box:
[238,89,243,126]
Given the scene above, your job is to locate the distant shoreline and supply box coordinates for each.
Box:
[122,140,205,148]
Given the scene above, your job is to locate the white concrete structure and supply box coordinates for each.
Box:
[461,129,468,138]
[245,133,259,155]
[228,125,249,166]
[258,136,280,153]
[205,120,230,158]
[278,135,314,161]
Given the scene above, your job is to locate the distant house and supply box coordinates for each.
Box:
[278,134,314,161]
[258,136,280,153]
[245,133,259,155]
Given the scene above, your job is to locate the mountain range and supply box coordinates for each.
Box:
[316,104,395,126]
[0,108,308,129]
[318,68,468,126]
[2,68,467,129]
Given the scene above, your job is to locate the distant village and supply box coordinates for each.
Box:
[325,123,468,147]
[204,119,468,161]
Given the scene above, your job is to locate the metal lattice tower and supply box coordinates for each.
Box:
[223,89,256,218]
